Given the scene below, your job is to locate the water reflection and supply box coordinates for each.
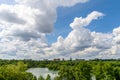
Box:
[26,68,58,80]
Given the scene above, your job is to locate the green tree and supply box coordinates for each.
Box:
[54,76,62,80]
[113,67,120,80]
[59,66,75,80]
[46,74,51,80]
[0,62,37,80]
[0,74,5,80]
[74,62,92,80]
[38,76,45,80]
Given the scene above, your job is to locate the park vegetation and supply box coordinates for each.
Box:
[0,61,36,80]
[0,59,120,80]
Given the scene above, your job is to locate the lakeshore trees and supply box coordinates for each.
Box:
[0,59,120,80]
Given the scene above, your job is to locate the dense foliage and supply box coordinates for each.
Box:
[0,61,36,80]
[0,59,120,80]
[54,61,120,80]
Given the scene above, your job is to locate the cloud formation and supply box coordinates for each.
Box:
[0,0,120,60]
[70,11,104,29]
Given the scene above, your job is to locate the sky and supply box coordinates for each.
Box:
[0,0,120,60]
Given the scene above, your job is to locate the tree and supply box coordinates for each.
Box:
[0,74,5,80]
[17,61,28,71]
[59,66,75,80]
[38,76,45,80]
[74,62,92,80]
[113,67,120,80]
[46,74,51,80]
[54,76,61,80]
[0,62,37,80]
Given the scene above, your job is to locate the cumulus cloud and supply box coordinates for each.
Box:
[51,11,106,59]
[0,0,120,60]
[50,11,120,59]
[0,0,89,41]
[0,0,91,59]
[15,0,88,7]
[14,0,89,34]
[0,10,26,24]
[70,11,104,29]
[91,32,113,49]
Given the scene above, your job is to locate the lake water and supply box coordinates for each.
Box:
[27,68,96,80]
[26,68,58,80]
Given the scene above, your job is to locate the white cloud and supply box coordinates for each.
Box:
[15,0,88,8]
[62,11,104,53]
[91,32,113,49]
[0,0,89,41]
[49,11,106,59]
[0,0,90,59]
[14,0,89,34]
[70,11,104,29]
[50,11,120,59]
[0,0,120,60]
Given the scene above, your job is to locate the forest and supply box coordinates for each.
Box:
[0,59,120,80]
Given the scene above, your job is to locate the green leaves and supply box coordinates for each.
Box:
[46,74,51,80]
[38,76,45,80]
[0,60,120,80]
[0,61,37,80]
[56,61,120,80]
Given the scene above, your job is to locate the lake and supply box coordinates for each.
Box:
[26,68,58,80]
[27,68,96,80]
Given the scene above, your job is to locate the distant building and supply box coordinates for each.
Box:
[53,58,60,61]
[70,58,72,61]
[43,59,48,61]
[75,59,85,61]
[62,58,65,61]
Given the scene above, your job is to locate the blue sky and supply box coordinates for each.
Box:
[0,0,120,59]
[0,0,15,4]
[47,0,120,43]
